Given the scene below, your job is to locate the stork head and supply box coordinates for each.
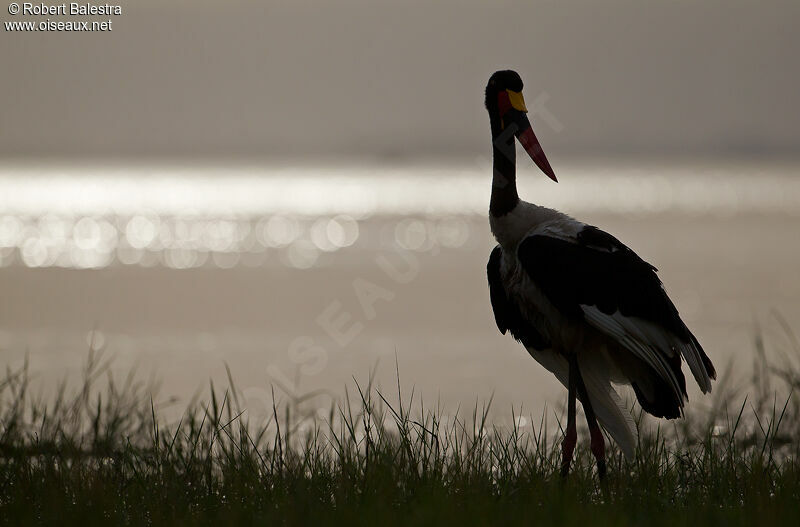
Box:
[485,70,557,182]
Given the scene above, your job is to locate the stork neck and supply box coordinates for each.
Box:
[489,116,519,217]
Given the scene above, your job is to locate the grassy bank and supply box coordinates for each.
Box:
[1,350,799,526]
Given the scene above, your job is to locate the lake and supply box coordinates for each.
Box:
[1,157,799,425]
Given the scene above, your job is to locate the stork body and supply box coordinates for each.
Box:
[484,70,716,477]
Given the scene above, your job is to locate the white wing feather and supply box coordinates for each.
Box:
[582,307,713,394]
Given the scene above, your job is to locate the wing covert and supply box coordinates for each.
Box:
[517,226,685,337]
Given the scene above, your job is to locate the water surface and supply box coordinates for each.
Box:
[1,158,798,424]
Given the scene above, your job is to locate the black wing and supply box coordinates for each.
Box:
[519,226,689,339]
[517,226,716,418]
[487,245,550,351]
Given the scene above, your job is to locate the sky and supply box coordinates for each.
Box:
[1,0,798,158]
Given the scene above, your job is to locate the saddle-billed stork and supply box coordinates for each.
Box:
[484,70,716,478]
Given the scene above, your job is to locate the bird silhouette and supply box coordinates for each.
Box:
[484,70,716,478]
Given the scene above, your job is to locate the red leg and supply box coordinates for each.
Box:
[589,423,606,479]
[561,419,577,477]
[573,356,607,480]
[561,355,578,477]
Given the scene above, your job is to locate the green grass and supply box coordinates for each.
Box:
[1,346,799,526]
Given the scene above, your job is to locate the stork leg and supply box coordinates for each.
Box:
[560,354,578,478]
[572,356,607,480]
